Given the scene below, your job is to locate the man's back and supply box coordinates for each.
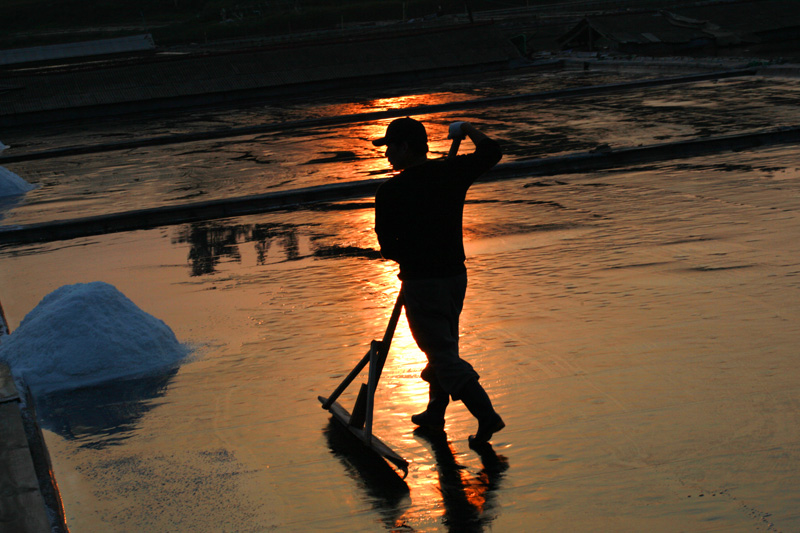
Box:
[375,138,502,280]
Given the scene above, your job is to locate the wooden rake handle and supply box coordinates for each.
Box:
[320,290,404,410]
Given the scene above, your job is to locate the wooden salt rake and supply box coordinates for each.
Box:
[318,291,408,477]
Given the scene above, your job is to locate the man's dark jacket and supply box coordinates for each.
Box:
[375,138,502,280]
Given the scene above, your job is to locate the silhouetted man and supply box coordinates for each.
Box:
[373,117,505,445]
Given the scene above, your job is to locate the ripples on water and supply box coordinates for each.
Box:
[3,67,800,531]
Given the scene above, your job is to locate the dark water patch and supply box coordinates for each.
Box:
[308,201,374,212]
[264,178,295,190]
[764,94,800,106]
[658,161,779,174]
[230,151,273,165]
[695,127,719,138]
[662,237,716,245]
[618,164,662,173]
[203,140,240,152]
[523,179,567,187]
[689,265,754,272]
[467,198,566,209]
[303,150,359,165]
[758,166,789,174]
[362,168,392,177]
[467,222,584,239]
[171,190,208,201]
[175,148,215,156]
[314,244,381,260]
[713,163,760,173]
[97,132,135,140]
[605,261,673,271]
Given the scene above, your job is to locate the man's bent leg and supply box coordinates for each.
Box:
[460,379,505,446]
[402,274,478,399]
[403,273,504,442]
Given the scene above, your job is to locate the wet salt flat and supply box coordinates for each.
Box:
[4,69,800,227]
[2,68,800,531]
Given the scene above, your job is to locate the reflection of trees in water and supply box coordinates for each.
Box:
[174,220,380,276]
[174,222,303,276]
[253,224,301,262]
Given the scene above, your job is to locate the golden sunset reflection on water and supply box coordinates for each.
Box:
[9,69,800,532]
[324,91,472,117]
[329,92,468,175]
[366,250,429,425]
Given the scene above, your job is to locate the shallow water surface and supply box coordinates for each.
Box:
[2,71,800,531]
[5,71,800,227]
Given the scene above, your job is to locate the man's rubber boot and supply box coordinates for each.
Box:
[460,379,505,446]
[411,379,449,431]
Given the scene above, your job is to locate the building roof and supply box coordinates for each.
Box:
[558,0,800,50]
[559,12,712,47]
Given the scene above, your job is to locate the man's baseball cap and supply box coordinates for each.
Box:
[372,117,428,147]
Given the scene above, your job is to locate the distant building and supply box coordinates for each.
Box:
[558,12,715,56]
[558,0,800,57]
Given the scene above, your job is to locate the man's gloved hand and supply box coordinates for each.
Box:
[448,121,466,140]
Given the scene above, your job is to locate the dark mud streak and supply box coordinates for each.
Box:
[467,198,566,209]
[302,151,359,165]
[605,261,674,270]
[689,265,754,272]
[662,237,716,245]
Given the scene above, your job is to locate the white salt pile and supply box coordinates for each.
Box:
[0,282,189,393]
[0,141,36,198]
[0,166,36,197]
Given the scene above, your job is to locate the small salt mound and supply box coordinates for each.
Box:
[0,282,189,393]
[0,166,36,198]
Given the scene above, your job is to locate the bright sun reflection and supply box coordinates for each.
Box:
[335,94,471,172]
[323,92,472,117]
[372,256,428,408]
[327,205,430,420]
[338,213,459,517]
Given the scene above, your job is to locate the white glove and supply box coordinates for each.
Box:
[448,121,466,140]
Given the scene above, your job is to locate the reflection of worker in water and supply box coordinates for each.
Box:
[373,117,505,445]
[415,426,509,530]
